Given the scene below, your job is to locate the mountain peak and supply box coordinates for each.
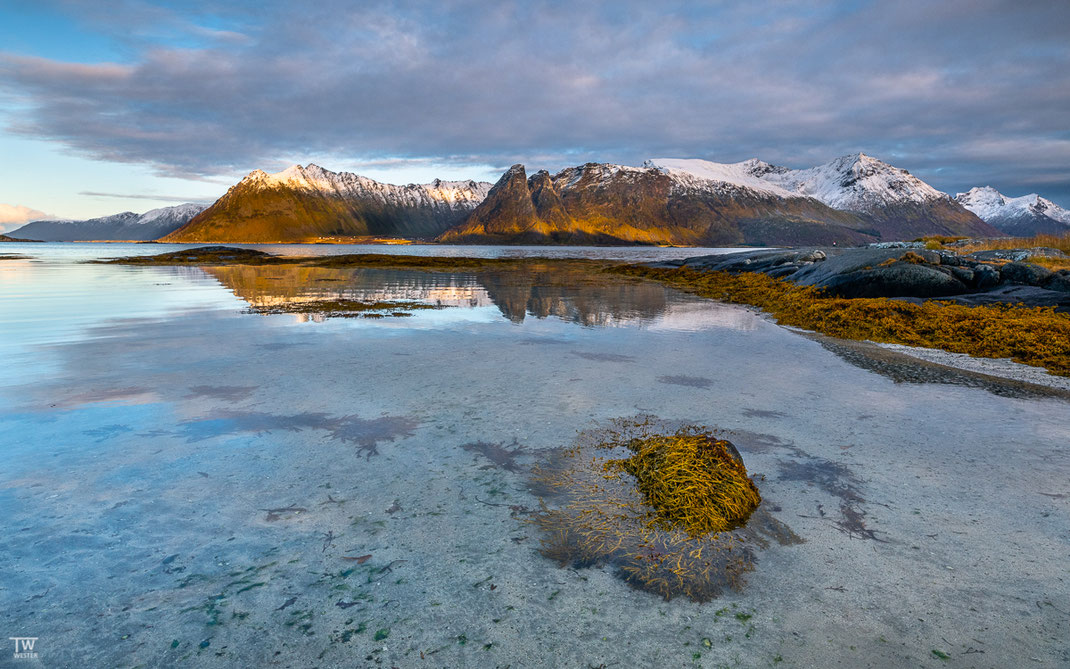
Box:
[829,152,891,173]
[271,163,317,183]
[165,163,492,243]
[840,151,876,164]
[760,152,943,211]
[956,186,1007,208]
[956,186,1070,233]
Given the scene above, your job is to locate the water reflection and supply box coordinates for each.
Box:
[201,264,759,331]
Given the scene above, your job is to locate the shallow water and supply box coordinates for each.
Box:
[1,245,1068,667]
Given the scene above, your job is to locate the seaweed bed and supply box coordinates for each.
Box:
[611,265,1070,377]
[532,417,801,602]
[247,299,447,319]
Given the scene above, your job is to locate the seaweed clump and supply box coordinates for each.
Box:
[532,418,800,602]
[605,433,761,536]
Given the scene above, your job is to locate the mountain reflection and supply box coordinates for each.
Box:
[199,265,757,331]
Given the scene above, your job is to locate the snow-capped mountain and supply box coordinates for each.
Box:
[165,164,491,243]
[164,155,1004,246]
[438,162,876,246]
[245,164,491,212]
[645,154,999,240]
[8,203,207,241]
[955,186,1070,236]
[645,153,949,209]
[754,153,946,211]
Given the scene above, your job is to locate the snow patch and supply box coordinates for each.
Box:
[644,158,801,198]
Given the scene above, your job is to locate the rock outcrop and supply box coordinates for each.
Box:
[658,247,1070,309]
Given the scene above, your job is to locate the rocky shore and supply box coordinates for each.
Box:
[653,245,1070,310]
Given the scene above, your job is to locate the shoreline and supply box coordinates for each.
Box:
[874,341,1070,393]
[789,327,1070,398]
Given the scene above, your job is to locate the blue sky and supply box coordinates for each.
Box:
[1,0,1068,228]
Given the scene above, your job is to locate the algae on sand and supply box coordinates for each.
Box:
[531,417,801,602]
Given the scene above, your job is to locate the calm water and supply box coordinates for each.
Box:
[1,244,1067,667]
[0,241,758,262]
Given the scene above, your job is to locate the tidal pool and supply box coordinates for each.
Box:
[1,244,1068,667]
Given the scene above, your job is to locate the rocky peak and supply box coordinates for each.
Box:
[740,158,788,178]
[527,169,554,189]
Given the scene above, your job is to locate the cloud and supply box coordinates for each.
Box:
[79,190,213,203]
[1,0,1068,203]
[0,203,55,233]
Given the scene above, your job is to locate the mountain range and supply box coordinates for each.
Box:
[7,154,1064,245]
[955,186,1070,237]
[8,203,206,241]
[440,154,996,245]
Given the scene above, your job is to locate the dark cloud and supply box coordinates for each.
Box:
[1,0,1068,202]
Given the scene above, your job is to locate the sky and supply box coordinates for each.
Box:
[0,0,1068,230]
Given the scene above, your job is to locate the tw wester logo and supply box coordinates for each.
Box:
[9,637,39,659]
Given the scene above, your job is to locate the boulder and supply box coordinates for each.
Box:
[1043,271,1070,293]
[791,248,942,287]
[814,262,969,298]
[1000,262,1054,287]
[947,266,975,286]
[973,264,1001,290]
